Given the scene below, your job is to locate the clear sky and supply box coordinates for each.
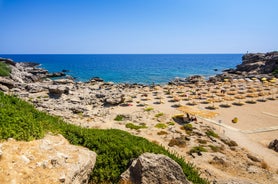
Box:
[0,0,277,54]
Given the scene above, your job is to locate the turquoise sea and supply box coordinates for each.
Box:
[1,54,242,84]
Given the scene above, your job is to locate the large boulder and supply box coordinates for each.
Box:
[268,139,278,152]
[120,152,189,184]
[0,134,97,184]
[0,84,9,92]
[0,77,16,89]
[104,93,125,105]
[48,85,70,97]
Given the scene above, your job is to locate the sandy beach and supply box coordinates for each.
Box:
[11,77,277,183]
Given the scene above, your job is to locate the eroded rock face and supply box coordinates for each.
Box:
[120,152,189,184]
[268,139,278,152]
[237,51,278,75]
[0,134,97,184]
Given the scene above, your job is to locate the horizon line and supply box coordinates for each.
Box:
[1,53,245,55]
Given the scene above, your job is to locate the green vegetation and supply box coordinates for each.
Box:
[168,137,187,148]
[0,92,208,184]
[184,123,193,131]
[205,130,219,138]
[208,145,222,152]
[125,122,147,130]
[189,146,207,154]
[155,123,167,129]
[0,62,11,76]
[155,112,164,118]
[197,139,207,144]
[144,106,154,111]
[114,114,125,121]
[182,123,194,135]
[167,121,175,126]
[272,68,278,75]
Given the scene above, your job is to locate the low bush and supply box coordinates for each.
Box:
[125,122,147,130]
[0,92,208,184]
[205,130,219,138]
[114,115,125,121]
[155,123,167,129]
[167,121,175,126]
[189,146,207,154]
[0,62,11,76]
[197,139,207,144]
[155,112,164,118]
[208,145,222,152]
[168,137,187,148]
[144,107,154,111]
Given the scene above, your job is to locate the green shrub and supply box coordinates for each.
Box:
[167,121,175,126]
[0,92,208,184]
[0,62,11,76]
[168,137,187,148]
[272,68,278,75]
[114,115,125,121]
[155,123,167,129]
[189,146,207,154]
[155,112,164,118]
[125,123,147,130]
[197,139,207,144]
[208,145,221,152]
[205,130,219,138]
[144,107,154,111]
[184,124,193,131]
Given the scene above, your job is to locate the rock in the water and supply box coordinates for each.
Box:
[268,139,278,152]
[120,152,189,184]
[0,134,96,184]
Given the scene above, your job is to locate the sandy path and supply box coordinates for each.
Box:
[200,100,278,170]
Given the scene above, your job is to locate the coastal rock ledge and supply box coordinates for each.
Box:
[119,152,190,184]
[0,134,97,184]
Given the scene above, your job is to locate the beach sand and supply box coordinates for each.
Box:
[13,78,278,183]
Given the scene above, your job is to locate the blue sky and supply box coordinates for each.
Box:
[0,0,277,54]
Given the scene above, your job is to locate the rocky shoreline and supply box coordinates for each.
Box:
[1,52,278,184]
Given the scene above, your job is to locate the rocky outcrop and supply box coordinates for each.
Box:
[208,51,278,83]
[268,139,278,152]
[0,134,97,184]
[120,152,189,184]
[0,57,16,66]
[237,51,278,74]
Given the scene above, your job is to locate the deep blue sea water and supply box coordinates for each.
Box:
[1,54,242,84]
